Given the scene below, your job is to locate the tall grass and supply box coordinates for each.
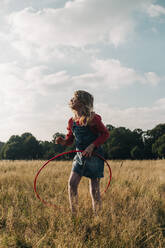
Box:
[0,159,165,247]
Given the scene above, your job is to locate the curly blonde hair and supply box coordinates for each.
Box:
[69,90,94,126]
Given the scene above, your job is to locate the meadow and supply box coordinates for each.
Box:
[0,159,165,248]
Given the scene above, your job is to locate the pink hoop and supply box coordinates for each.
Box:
[34,150,112,209]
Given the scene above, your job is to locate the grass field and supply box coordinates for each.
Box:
[0,159,165,248]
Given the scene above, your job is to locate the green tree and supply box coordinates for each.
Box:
[142,131,154,159]
[143,124,165,159]
[0,141,4,151]
[52,132,65,143]
[1,133,42,160]
[3,139,23,160]
[107,127,138,159]
[22,135,42,159]
[0,141,5,159]
[152,134,165,158]
[131,146,143,159]
[40,141,56,159]
[147,124,165,143]
[106,124,115,131]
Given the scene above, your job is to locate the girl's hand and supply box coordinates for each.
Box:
[82,143,95,157]
[55,136,65,145]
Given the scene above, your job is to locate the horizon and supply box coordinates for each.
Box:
[0,120,164,143]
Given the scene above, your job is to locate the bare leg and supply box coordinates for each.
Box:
[89,178,101,214]
[68,172,81,214]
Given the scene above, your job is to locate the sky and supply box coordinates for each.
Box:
[0,0,165,142]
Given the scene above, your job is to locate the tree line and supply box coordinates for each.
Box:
[0,123,165,160]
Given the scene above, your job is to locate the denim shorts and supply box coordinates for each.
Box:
[72,151,104,179]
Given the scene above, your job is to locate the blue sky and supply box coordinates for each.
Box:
[0,0,165,142]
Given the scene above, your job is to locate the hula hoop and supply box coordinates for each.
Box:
[34,150,112,209]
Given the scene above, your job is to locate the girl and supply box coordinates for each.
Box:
[56,90,109,215]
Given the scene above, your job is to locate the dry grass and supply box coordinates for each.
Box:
[0,159,165,248]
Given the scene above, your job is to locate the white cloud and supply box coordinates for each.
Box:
[155,98,165,108]
[0,61,73,141]
[0,62,72,107]
[0,58,161,108]
[72,59,161,89]
[7,0,152,57]
[91,59,140,88]
[95,98,165,131]
[1,0,155,64]
[0,56,163,142]
[108,20,133,47]
[144,72,161,86]
[147,4,165,17]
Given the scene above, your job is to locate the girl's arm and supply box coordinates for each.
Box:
[82,143,95,157]
[55,118,74,146]
[90,114,110,147]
